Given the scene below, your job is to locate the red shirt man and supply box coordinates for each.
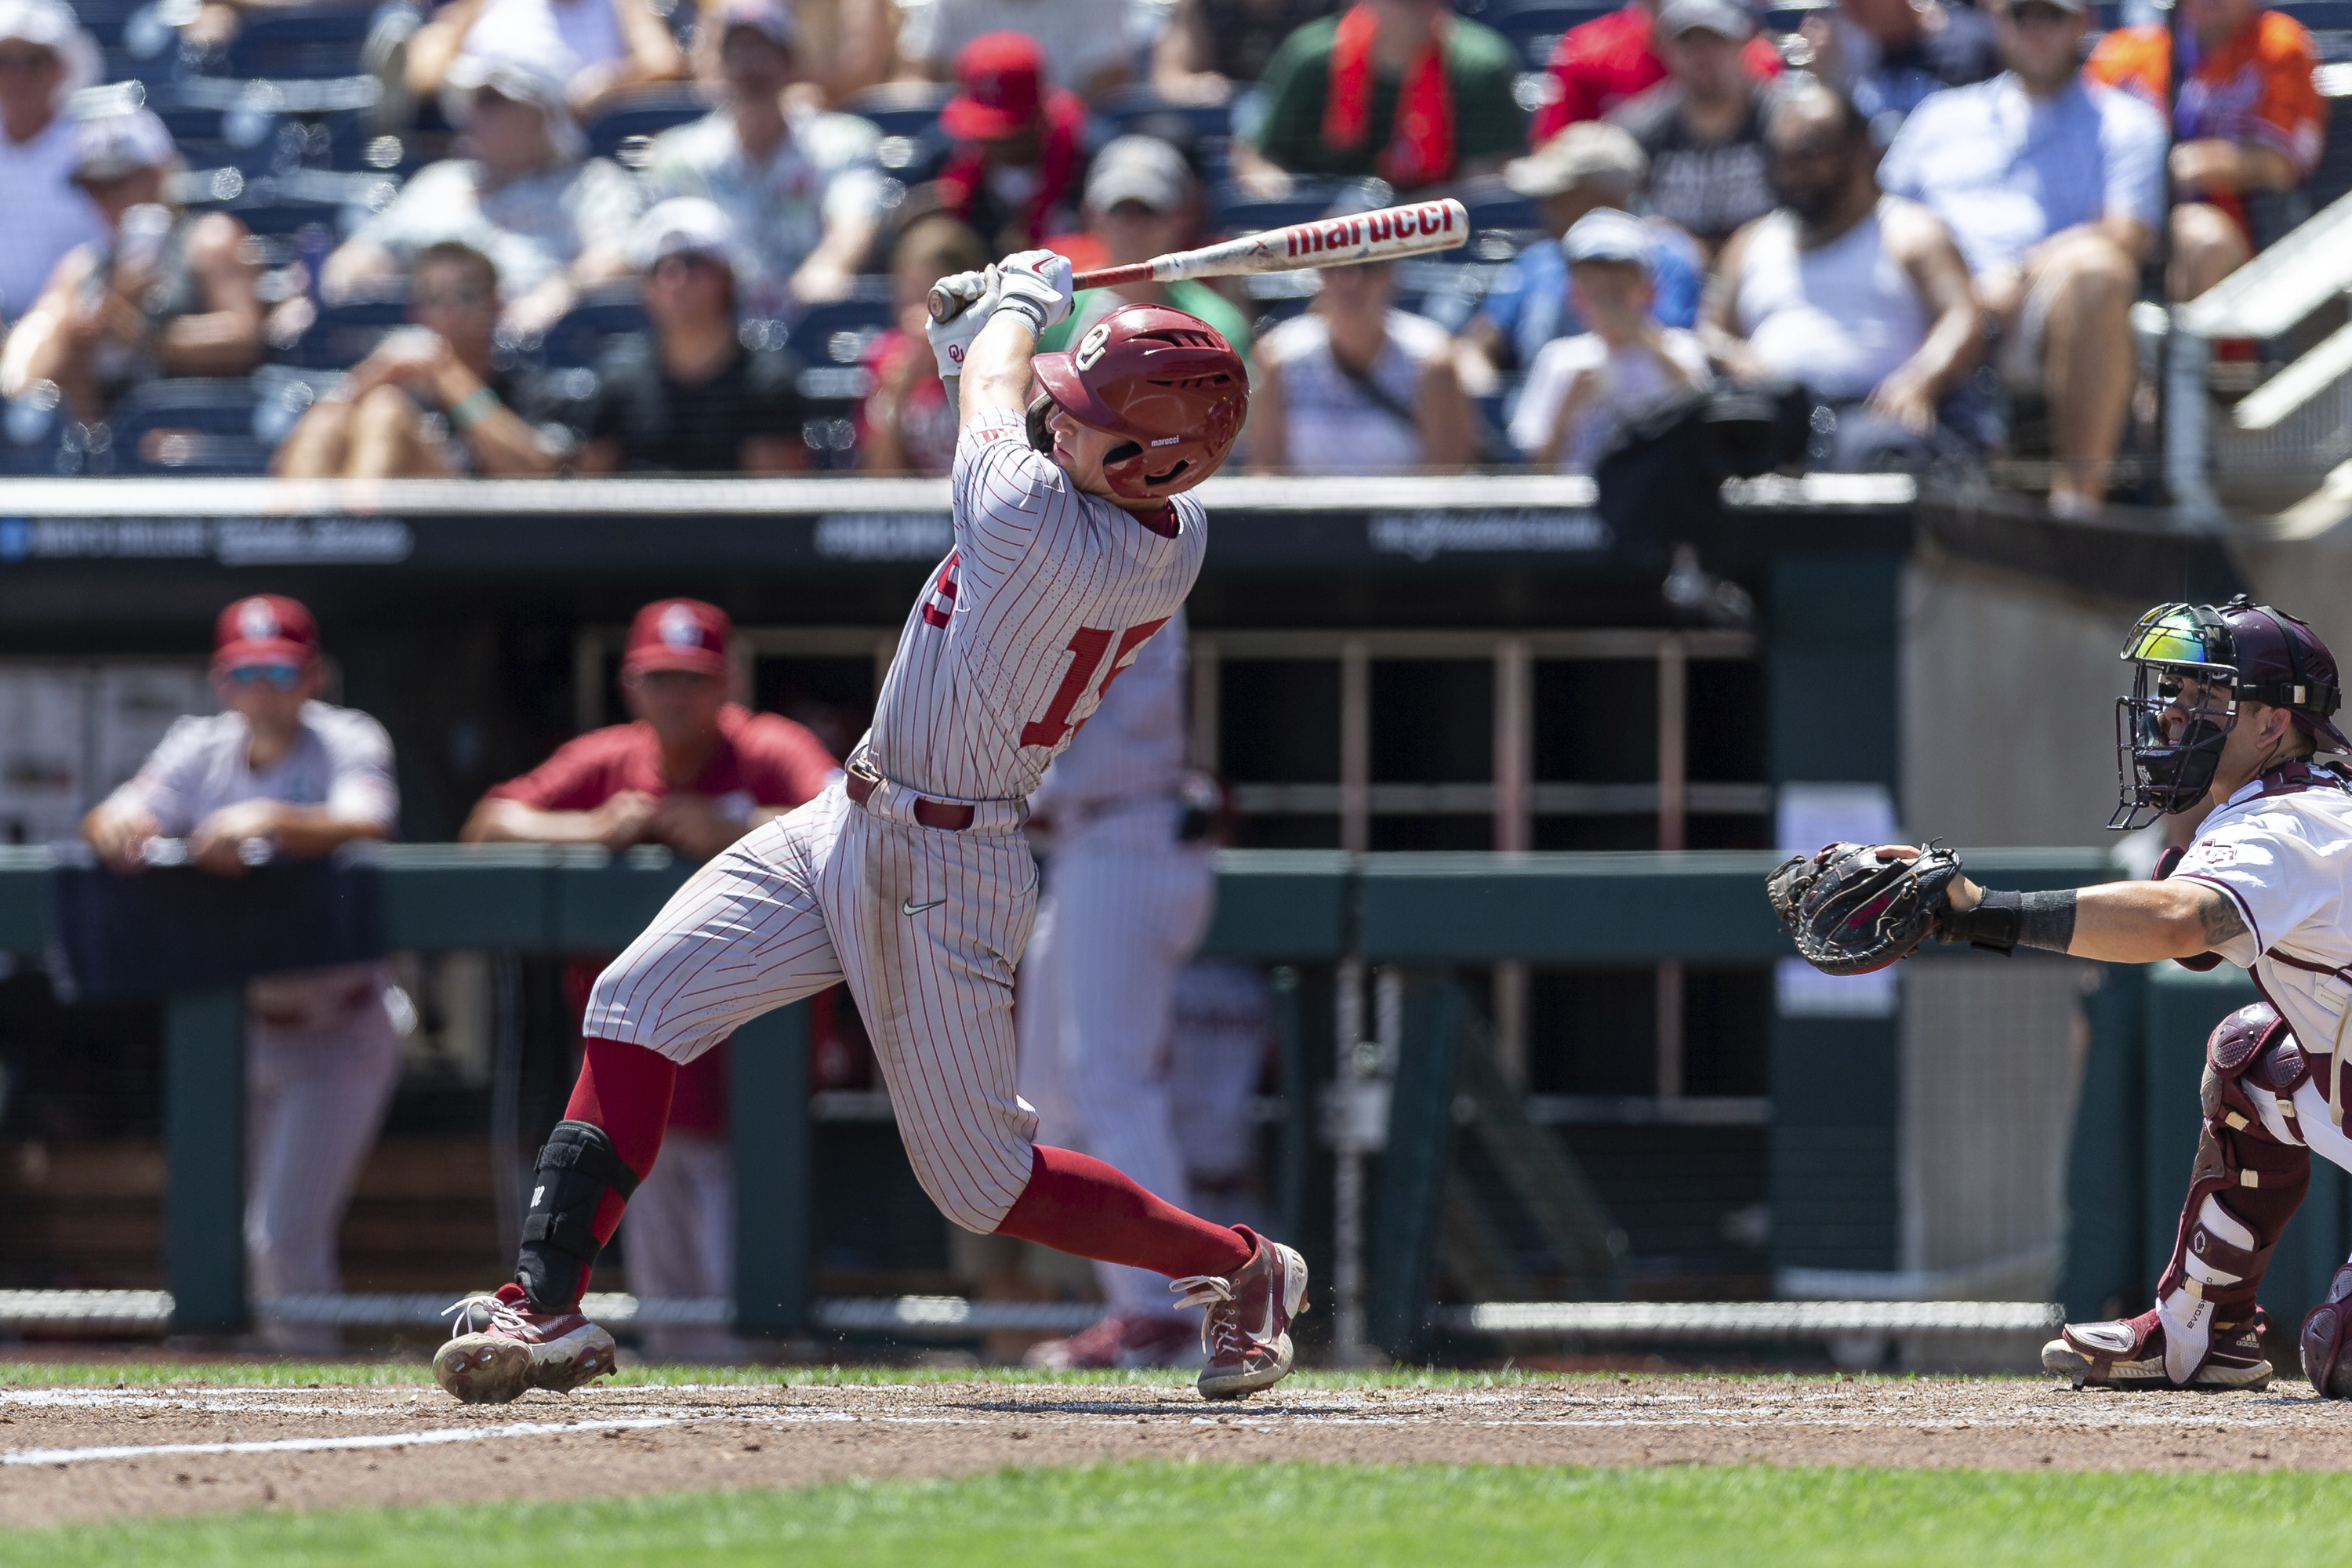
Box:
[464,598,839,1135]
[1532,0,1783,142]
[934,32,1088,255]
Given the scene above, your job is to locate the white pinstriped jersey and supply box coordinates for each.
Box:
[1030,607,1190,818]
[863,406,1207,804]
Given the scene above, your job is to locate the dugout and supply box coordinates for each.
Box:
[0,470,2278,1357]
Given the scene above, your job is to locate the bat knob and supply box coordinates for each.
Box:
[927,287,957,323]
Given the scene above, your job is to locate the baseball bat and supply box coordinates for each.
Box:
[926,197,1472,323]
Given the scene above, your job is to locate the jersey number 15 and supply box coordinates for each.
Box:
[1020,619,1171,750]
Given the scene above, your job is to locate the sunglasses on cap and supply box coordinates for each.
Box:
[226,663,304,691]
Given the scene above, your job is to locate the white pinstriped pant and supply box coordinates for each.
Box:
[1017,802,1215,1315]
[584,779,1042,1233]
[245,964,403,1308]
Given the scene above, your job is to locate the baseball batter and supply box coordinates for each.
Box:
[1016,608,1221,1369]
[1777,595,2352,1393]
[434,251,1307,1404]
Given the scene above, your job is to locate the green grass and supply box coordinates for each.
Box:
[17,1462,2352,1567]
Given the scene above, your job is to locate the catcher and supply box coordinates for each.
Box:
[1773,596,2352,1393]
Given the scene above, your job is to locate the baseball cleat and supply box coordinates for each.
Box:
[1024,1310,1204,1371]
[2042,1307,2272,1391]
[433,1283,618,1404]
[1176,1228,1308,1400]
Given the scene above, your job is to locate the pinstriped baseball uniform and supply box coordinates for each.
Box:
[584,404,1208,1231]
[103,701,405,1341]
[1018,612,1218,1316]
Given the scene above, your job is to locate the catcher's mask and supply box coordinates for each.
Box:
[2112,596,2347,829]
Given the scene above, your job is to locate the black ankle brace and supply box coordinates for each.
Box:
[514,1120,641,1312]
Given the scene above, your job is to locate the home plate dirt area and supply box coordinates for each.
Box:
[13,1373,2352,1524]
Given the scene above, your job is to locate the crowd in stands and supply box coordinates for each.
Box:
[0,0,2334,506]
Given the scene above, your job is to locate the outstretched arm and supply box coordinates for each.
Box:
[1943,872,2241,963]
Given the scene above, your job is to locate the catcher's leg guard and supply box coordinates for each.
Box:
[2047,1004,2308,1389]
[514,1120,642,1312]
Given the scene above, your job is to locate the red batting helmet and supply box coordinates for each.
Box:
[1030,303,1247,501]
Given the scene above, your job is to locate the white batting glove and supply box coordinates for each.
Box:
[991,249,1074,334]
[924,267,996,385]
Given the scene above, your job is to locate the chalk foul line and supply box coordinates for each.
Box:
[2,1415,686,1466]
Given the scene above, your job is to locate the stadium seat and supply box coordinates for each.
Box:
[1212,182,1356,235]
[843,81,955,140]
[217,4,382,82]
[274,289,410,370]
[584,85,710,166]
[1091,85,1233,145]
[1483,2,1609,69]
[536,285,650,368]
[107,379,270,474]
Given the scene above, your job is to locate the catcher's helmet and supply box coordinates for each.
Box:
[1029,303,1247,501]
[2113,595,2347,828]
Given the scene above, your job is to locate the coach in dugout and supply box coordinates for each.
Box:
[82,594,402,1351]
[460,597,837,1356]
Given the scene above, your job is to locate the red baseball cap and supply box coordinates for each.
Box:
[624,598,731,676]
[213,594,320,670]
[942,31,1044,141]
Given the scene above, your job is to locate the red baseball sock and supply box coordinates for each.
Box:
[994,1145,1254,1279]
[555,1035,678,1299]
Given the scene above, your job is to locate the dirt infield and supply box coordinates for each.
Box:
[11,1371,2352,1525]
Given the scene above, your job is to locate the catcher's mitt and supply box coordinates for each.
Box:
[1767,841,1965,976]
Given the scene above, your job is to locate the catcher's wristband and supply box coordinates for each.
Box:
[1939,888,2077,956]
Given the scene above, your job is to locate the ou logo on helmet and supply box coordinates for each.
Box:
[1075,321,1113,372]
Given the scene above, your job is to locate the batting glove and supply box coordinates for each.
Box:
[991,249,1074,334]
[924,267,996,385]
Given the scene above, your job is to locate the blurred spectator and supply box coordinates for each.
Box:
[901,0,1134,102]
[643,0,888,316]
[1609,0,1778,260]
[1880,0,2164,514]
[1704,82,1981,472]
[462,597,839,1359]
[1530,0,1780,143]
[1234,0,1526,194]
[577,198,810,473]
[407,0,684,122]
[274,242,563,479]
[82,595,400,1349]
[1151,0,1335,105]
[325,51,641,339]
[1250,234,1472,469]
[1802,0,1998,138]
[858,211,987,474]
[928,31,1087,252]
[0,0,100,322]
[1037,136,1253,354]
[2086,0,2322,300]
[724,0,898,108]
[1465,121,1701,379]
[0,108,263,426]
[1508,208,1708,472]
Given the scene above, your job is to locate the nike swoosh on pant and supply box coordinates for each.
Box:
[902,897,947,915]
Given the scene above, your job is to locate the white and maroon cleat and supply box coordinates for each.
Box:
[1174,1229,1309,1400]
[1024,1310,1204,1371]
[433,1283,619,1404]
[2042,1306,2272,1391]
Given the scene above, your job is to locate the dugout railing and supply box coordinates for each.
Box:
[0,844,2110,1359]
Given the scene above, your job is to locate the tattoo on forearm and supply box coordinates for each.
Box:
[2199,888,2249,947]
